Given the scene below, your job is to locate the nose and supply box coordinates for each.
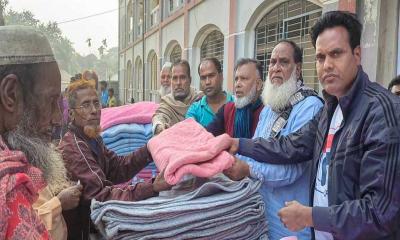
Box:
[270,63,282,73]
[175,78,184,87]
[205,77,211,85]
[234,80,242,90]
[323,56,334,72]
[89,103,100,115]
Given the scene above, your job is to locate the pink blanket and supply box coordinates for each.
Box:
[148,118,234,185]
[100,102,159,130]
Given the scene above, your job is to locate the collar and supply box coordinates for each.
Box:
[201,91,232,107]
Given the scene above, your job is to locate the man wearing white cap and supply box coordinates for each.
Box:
[0,25,81,240]
[158,61,172,99]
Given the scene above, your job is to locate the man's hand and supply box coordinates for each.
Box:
[229,138,239,155]
[57,184,83,210]
[153,170,172,193]
[223,157,250,181]
[278,201,313,232]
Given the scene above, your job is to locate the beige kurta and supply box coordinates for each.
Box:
[33,186,68,240]
[152,87,201,133]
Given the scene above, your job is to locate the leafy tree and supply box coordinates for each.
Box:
[0,0,8,26]
[3,7,118,82]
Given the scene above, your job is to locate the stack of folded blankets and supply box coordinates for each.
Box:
[100,102,159,181]
[148,118,235,185]
[91,175,268,240]
[91,119,268,239]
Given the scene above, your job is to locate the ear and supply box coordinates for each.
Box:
[296,63,302,79]
[0,74,21,113]
[68,109,75,121]
[256,78,263,92]
[353,46,361,65]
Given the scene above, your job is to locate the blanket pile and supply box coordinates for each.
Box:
[101,102,159,181]
[148,118,234,185]
[91,175,268,240]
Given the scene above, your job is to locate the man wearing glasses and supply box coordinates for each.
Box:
[186,58,234,127]
[58,79,171,240]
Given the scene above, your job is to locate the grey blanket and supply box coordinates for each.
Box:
[91,175,268,240]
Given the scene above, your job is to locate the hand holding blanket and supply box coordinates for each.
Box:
[148,118,234,185]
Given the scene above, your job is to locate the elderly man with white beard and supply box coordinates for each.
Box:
[224,40,323,240]
[158,62,172,100]
[206,58,264,138]
[0,26,81,240]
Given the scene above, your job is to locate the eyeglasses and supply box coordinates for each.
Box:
[73,101,101,112]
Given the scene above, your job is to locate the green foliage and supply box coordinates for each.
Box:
[0,0,8,25]
[3,6,117,81]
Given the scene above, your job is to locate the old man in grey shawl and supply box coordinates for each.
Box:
[152,59,202,135]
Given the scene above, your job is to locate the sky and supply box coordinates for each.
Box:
[7,0,118,56]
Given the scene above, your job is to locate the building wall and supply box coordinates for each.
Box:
[161,16,184,62]
[118,0,399,104]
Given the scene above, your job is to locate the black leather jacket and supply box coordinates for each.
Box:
[239,67,400,239]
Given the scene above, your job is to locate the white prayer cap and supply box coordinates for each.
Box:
[0,25,56,66]
[161,62,172,71]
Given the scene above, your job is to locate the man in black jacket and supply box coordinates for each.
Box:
[227,11,400,240]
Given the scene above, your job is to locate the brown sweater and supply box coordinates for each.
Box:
[58,124,157,240]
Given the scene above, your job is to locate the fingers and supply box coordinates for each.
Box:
[228,138,239,154]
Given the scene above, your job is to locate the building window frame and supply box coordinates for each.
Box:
[254,0,322,91]
[200,30,224,67]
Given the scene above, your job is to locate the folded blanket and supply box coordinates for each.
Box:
[102,133,150,145]
[101,123,152,139]
[106,139,148,151]
[91,175,267,240]
[101,102,158,130]
[148,118,234,185]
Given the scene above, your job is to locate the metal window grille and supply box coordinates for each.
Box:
[201,30,224,68]
[255,0,322,91]
[170,45,182,63]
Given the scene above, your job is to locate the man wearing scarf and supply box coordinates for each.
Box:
[0,26,81,240]
[206,58,264,138]
[228,40,324,240]
[152,60,202,135]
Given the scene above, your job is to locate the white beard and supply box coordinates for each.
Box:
[5,111,71,195]
[159,85,171,97]
[262,68,299,112]
[235,84,257,109]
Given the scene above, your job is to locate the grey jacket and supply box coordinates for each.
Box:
[238,67,400,239]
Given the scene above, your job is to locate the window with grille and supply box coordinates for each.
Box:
[150,54,158,90]
[170,44,182,63]
[255,0,322,91]
[201,30,224,67]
